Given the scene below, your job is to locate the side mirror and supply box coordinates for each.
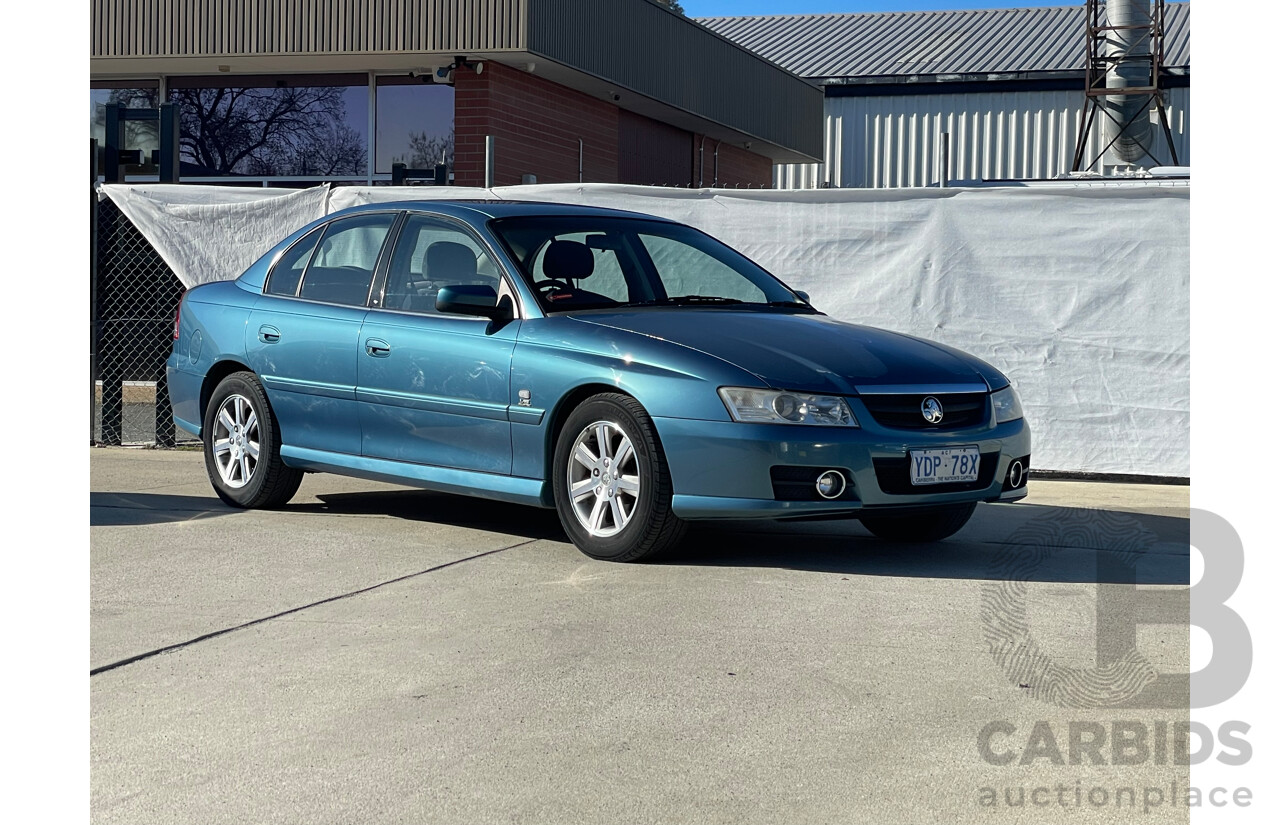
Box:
[436,284,505,319]
[795,290,810,303]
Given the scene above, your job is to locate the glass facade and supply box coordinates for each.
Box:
[166,79,369,178]
[375,80,455,176]
[91,75,456,184]
[91,84,160,178]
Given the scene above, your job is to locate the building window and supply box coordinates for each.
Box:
[166,76,369,178]
[375,78,455,176]
[91,83,160,178]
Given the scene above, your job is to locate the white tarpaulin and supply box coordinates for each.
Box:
[99,182,1189,478]
[99,183,330,287]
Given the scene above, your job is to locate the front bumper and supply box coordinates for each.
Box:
[653,415,1031,520]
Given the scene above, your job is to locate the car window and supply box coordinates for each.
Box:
[490,216,801,313]
[638,233,768,303]
[530,232,631,303]
[383,216,501,314]
[265,227,322,297]
[297,213,395,307]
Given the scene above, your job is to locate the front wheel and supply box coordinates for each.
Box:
[203,371,303,509]
[552,394,686,562]
[859,502,977,542]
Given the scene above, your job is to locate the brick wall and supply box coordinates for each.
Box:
[618,109,692,187]
[454,61,618,187]
[453,59,774,189]
[690,135,774,189]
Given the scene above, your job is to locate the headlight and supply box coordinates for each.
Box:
[992,385,1024,424]
[718,387,859,427]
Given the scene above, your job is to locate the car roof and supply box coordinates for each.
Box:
[331,199,677,223]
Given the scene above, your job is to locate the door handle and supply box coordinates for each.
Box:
[258,325,281,343]
[365,338,391,357]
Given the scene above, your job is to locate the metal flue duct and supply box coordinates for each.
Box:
[1103,0,1154,164]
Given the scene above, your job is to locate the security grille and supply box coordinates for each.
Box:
[92,197,195,447]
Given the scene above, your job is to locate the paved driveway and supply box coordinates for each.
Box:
[91,447,1190,824]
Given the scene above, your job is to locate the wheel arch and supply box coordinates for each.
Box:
[543,383,641,484]
[200,359,255,427]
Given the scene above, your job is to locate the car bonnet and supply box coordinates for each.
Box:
[569,310,997,395]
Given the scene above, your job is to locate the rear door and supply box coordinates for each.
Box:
[246,212,398,456]
[357,213,520,474]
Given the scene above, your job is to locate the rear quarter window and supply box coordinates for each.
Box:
[265,227,322,297]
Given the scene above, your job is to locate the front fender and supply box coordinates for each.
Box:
[509,317,765,480]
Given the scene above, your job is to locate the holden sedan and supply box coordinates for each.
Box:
[167,200,1030,561]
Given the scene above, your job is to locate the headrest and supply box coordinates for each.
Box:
[426,241,477,281]
[543,240,595,281]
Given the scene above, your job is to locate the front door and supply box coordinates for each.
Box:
[357,214,519,475]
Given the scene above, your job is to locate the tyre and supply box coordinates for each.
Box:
[203,371,303,509]
[859,502,977,542]
[552,393,687,562]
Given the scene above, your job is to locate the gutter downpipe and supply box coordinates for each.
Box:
[699,136,707,188]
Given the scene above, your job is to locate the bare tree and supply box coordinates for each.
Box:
[172,86,365,176]
[281,121,367,176]
[104,86,366,176]
[392,129,455,171]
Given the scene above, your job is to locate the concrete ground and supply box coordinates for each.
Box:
[91,447,1191,825]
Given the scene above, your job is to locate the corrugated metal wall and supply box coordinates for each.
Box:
[775,86,1191,189]
[527,0,824,161]
[91,0,527,57]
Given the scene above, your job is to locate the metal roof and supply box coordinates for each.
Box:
[697,2,1190,81]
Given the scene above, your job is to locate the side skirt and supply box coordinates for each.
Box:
[280,446,551,508]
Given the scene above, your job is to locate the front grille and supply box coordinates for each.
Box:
[770,466,859,502]
[859,392,989,430]
[873,452,999,495]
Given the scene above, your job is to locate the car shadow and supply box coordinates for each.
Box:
[91,488,1188,586]
[299,490,568,542]
[301,492,1187,586]
[90,492,239,526]
[676,503,1189,585]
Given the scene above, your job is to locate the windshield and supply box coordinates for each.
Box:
[489,216,811,314]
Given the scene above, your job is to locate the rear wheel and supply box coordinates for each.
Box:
[203,371,303,509]
[859,502,976,542]
[552,394,686,562]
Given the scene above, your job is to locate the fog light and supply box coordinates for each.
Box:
[1008,459,1024,488]
[815,470,847,500]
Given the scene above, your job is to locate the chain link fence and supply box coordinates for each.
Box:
[92,196,197,447]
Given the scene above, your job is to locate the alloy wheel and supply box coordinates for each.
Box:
[566,420,642,538]
[211,393,260,488]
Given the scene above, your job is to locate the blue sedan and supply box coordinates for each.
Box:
[167,200,1030,561]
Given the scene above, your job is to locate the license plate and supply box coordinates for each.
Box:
[909,446,981,485]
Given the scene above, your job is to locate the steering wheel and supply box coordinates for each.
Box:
[533,278,573,293]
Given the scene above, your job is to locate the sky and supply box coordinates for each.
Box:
[682,0,1075,17]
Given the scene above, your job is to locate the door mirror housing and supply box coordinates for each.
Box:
[436,284,505,319]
